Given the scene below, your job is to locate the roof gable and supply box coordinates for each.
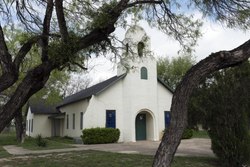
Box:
[57,74,126,108]
[29,100,59,114]
[157,77,174,93]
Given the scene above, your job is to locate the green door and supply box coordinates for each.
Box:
[136,114,146,140]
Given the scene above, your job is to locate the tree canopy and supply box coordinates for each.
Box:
[157,55,195,90]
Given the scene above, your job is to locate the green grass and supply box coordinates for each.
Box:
[0,146,11,158]
[0,132,18,146]
[0,150,220,167]
[0,132,75,156]
[192,130,210,139]
[19,137,75,150]
[0,132,17,158]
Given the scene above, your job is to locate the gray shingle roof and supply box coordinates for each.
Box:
[29,100,59,114]
[157,77,174,93]
[56,73,173,109]
[57,74,127,108]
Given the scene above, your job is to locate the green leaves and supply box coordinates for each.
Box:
[189,62,250,166]
[157,55,194,90]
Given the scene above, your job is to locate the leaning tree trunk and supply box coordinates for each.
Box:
[14,110,23,143]
[152,39,250,167]
[0,62,53,132]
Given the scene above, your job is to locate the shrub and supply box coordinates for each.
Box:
[81,127,120,144]
[208,110,250,167]
[35,134,47,147]
[181,128,193,139]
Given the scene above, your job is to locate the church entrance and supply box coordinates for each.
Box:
[135,111,154,141]
[136,114,146,140]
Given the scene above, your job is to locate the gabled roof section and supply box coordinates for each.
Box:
[29,100,59,115]
[57,73,126,108]
[157,77,174,93]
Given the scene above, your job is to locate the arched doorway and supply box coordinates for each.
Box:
[135,111,154,141]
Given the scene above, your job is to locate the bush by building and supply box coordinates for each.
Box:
[81,127,120,144]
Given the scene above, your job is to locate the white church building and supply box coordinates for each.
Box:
[26,26,173,142]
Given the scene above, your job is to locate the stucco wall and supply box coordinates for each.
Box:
[157,82,173,137]
[26,108,34,136]
[26,108,52,138]
[84,79,124,141]
[59,99,89,138]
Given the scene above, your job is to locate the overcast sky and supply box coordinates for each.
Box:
[85,17,250,84]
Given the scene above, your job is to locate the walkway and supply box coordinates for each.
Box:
[3,138,214,157]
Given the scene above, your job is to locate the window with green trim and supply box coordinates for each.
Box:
[141,67,148,80]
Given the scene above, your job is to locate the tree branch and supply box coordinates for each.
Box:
[14,36,41,69]
[0,61,54,132]
[0,25,12,73]
[71,61,87,70]
[0,24,18,93]
[153,39,250,167]
[55,0,69,43]
[77,0,130,50]
[126,0,162,8]
[41,0,54,62]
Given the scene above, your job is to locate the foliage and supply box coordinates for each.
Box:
[190,62,250,167]
[157,55,194,90]
[20,136,74,150]
[181,128,193,139]
[0,150,221,167]
[81,127,120,144]
[35,135,47,147]
[192,130,209,139]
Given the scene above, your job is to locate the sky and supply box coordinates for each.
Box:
[85,18,250,84]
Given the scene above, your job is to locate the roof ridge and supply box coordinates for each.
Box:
[57,73,126,108]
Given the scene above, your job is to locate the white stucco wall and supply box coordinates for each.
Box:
[26,107,52,137]
[157,82,173,136]
[59,99,89,138]
[84,79,124,141]
[26,108,34,136]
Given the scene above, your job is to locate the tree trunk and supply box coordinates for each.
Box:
[14,110,23,143]
[153,39,250,167]
[0,62,53,132]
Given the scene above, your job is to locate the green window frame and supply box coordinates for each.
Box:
[141,67,148,80]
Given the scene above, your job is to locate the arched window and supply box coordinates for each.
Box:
[141,67,148,80]
[137,42,145,57]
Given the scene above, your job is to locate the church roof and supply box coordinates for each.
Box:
[157,77,174,93]
[57,74,127,108]
[29,100,59,114]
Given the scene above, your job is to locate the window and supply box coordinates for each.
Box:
[31,119,33,132]
[141,67,148,80]
[72,113,75,129]
[66,114,69,129]
[137,42,145,57]
[28,120,31,132]
[164,111,171,128]
[26,120,28,131]
[106,110,116,128]
[80,112,83,129]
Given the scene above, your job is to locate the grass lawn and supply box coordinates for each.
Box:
[0,150,220,167]
[0,132,75,157]
[19,137,75,150]
[0,132,17,158]
[192,130,210,139]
